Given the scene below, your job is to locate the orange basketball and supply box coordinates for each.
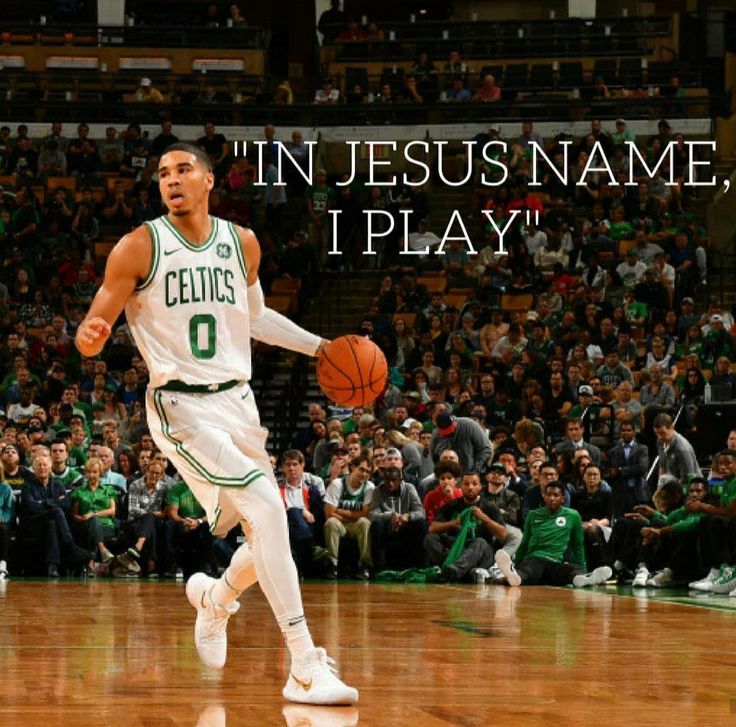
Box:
[316,335,388,407]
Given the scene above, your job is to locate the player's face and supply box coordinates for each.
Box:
[158,151,214,216]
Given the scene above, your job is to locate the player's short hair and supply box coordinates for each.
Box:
[160,142,213,173]
[543,480,564,493]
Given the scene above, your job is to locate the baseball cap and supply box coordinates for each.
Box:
[400,417,418,430]
[403,391,421,400]
[384,447,403,460]
[329,441,349,455]
[615,118,626,125]
[682,296,694,305]
[436,413,455,436]
[140,77,152,87]
[92,401,105,411]
[711,314,723,323]
[488,462,506,473]
[579,385,594,396]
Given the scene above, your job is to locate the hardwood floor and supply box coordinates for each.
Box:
[0,579,735,726]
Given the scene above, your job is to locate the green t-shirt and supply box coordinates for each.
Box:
[720,476,736,508]
[609,220,634,241]
[67,446,88,469]
[167,481,205,519]
[71,483,117,529]
[52,466,83,489]
[514,506,586,568]
[626,301,647,323]
[307,185,336,215]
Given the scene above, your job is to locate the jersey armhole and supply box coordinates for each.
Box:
[228,221,248,282]
[135,221,160,291]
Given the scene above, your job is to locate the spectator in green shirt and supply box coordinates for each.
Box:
[71,457,117,568]
[495,480,611,588]
[164,480,214,578]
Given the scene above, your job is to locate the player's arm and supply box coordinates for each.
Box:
[235,225,329,356]
[75,226,151,357]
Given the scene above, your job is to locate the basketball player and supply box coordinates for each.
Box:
[75,143,358,705]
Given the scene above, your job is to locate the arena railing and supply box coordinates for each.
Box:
[0,22,267,49]
[0,94,717,126]
[320,16,673,61]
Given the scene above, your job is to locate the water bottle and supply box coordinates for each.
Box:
[704,381,711,404]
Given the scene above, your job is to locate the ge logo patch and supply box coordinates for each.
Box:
[216,243,232,260]
[556,516,567,527]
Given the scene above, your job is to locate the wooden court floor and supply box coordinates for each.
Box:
[1,579,736,727]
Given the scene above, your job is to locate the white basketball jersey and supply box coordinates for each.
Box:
[125,215,252,387]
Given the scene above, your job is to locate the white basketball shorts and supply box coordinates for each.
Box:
[146,381,276,536]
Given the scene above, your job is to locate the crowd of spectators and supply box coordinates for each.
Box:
[0,109,734,592]
[275,114,736,592]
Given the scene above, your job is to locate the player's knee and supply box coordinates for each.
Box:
[355,517,370,532]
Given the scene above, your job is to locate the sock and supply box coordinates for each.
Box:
[210,541,257,607]
[224,478,315,662]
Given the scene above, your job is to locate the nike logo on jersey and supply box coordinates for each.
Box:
[164,248,180,256]
[291,674,313,691]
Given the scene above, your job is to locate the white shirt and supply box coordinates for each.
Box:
[407,230,441,257]
[523,230,547,256]
[283,482,307,509]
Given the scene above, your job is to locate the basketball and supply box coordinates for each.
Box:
[316,335,388,407]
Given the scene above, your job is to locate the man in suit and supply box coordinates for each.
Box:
[555,418,601,466]
[606,422,650,516]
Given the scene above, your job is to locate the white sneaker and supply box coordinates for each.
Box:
[494,550,521,587]
[573,566,613,588]
[487,564,505,583]
[186,572,240,669]
[689,567,721,591]
[0,569,8,581]
[470,567,490,584]
[282,704,359,727]
[729,585,736,598]
[710,565,736,594]
[632,566,650,588]
[283,647,359,705]
[647,568,674,588]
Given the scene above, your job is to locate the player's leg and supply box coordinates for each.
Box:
[224,479,358,704]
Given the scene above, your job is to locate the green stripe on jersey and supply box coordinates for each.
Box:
[227,221,248,281]
[153,390,264,487]
[161,215,218,252]
[136,221,160,291]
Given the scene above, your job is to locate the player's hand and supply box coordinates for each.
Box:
[316,339,331,357]
[76,316,112,357]
[302,508,315,524]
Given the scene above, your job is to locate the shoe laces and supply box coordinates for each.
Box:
[310,647,339,677]
[201,591,237,640]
